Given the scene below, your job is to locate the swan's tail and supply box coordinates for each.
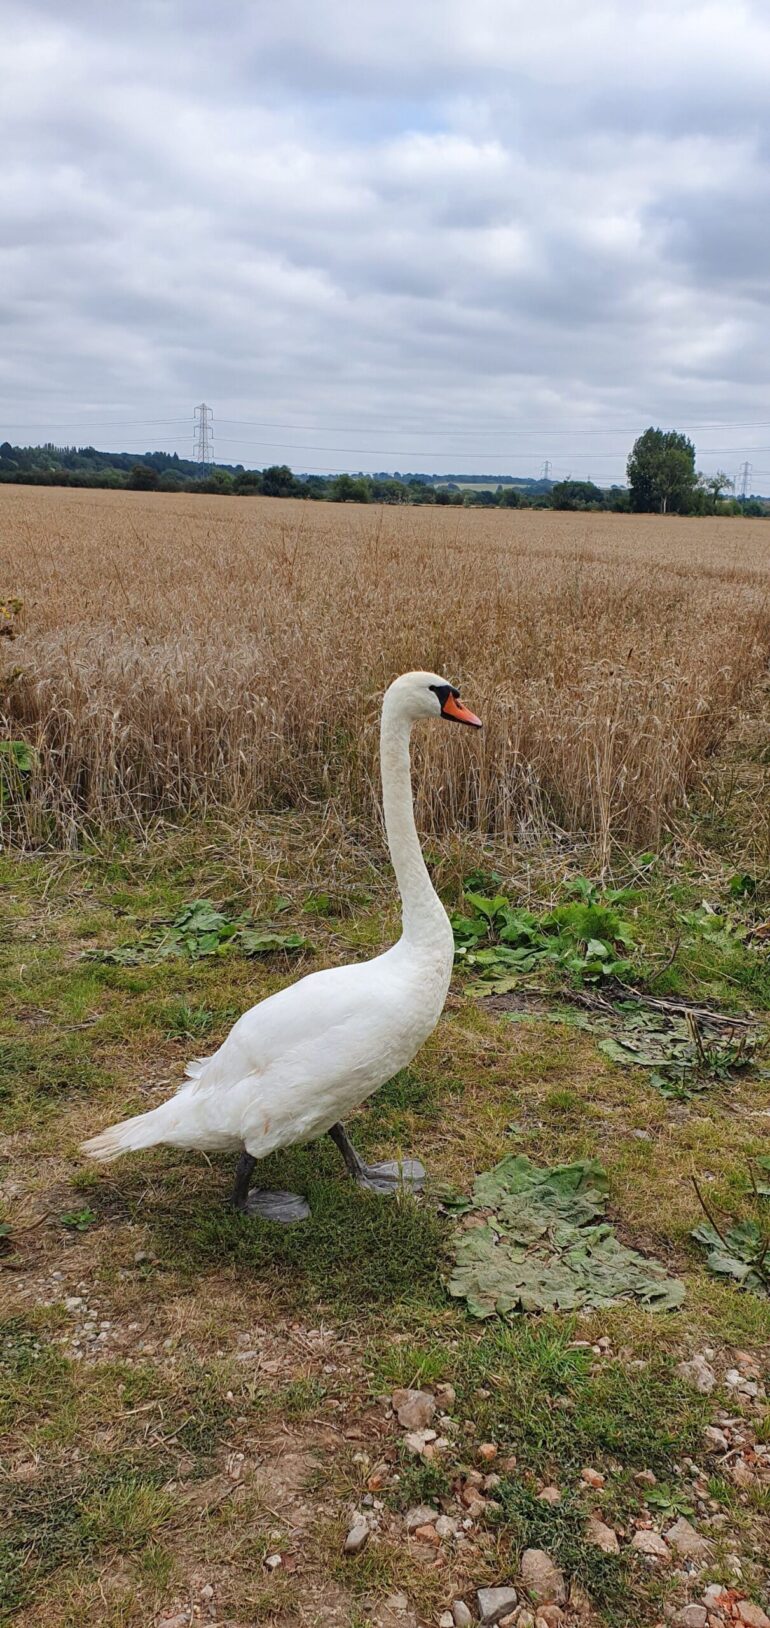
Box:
[81,1101,176,1164]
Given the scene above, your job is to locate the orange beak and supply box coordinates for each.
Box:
[441,693,483,728]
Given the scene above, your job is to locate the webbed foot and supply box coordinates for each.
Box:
[355,1157,426,1194]
[241,1189,311,1224]
[230,1151,309,1223]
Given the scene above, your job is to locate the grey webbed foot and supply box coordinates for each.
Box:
[354,1157,426,1194]
[230,1150,310,1224]
[328,1122,426,1194]
[242,1189,311,1224]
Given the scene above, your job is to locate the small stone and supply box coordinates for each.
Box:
[702,1585,727,1609]
[538,1485,561,1504]
[484,1473,502,1493]
[405,1505,439,1532]
[64,1296,84,1310]
[435,1515,459,1539]
[725,1368,742,1388]
[436,1383,457,1410]
[199,1583,214,1601]
[516,1615,536,1628]
[413,1523,440,1546]
[631,1529,669,1558]
[666,1517,711,1559]
[477,1586,519,1624]
[634,1469,657,1486]
[404,1429,435,1456]
[440,1614,455,1628]
[736,1605,770,1628]
[452,1603,472,1628]
[586,1515,620,1555]
[677,1356,716,1395]
[478,1441,498,1462]
[673,1609,707,1628]
[520,1550,567,1606]
[731,1458,756,1488]
[392,1388,436,1430]
[264,1552,283,1570]
[702,1426,729,1454]
[580,1467,605,1488]
[344,1522,370,1555]
[537,1610,564,1628]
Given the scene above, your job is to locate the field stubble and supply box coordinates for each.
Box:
[2,485,769,852]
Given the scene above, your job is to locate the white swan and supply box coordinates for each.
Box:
[81,671,482,1222]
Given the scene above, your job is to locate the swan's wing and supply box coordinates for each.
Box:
[185,953,396,1097]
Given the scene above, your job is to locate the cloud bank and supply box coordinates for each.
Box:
[2,0,769,482]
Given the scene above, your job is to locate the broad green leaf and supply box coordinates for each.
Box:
[448,1155,683,1317]
[464,891,510,922]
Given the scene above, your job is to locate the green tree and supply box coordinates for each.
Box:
[201,469,234,494]
[233,470,263,495]
[127,463,159,491]
[696,470,733,512]
[627,428,696,514]
[328,474,370,503]
[551,479,605,510]
[261,464,297,497]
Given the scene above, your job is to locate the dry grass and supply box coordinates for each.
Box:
[2,484,770,851]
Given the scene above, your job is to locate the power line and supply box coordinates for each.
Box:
[209,433,770,459]
[7,411,770,438]
[0,418,189,430]
[215,414,770,436]
[193,403,213,477]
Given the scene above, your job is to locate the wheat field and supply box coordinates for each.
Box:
[2,483,769,850]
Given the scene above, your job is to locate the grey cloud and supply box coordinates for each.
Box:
[1,0,769,481]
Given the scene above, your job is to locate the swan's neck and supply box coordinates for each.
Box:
[380,704,449,946]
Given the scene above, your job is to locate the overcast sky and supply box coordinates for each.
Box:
[2,0,770,485]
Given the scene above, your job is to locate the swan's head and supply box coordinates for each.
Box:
[384,670,482,728]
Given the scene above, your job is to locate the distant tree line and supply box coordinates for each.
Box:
[0,433,766,515]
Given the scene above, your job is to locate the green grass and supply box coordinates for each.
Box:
[101,1154,449,1318]
[1,810,769,1624]
[369,1320,714,1625]
[0,1460,175,1620]
[495,1482,630,1618]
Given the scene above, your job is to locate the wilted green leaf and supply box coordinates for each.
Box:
[692,1208,770,1297]
[447,1154,684,1317]
[84,901,310,966]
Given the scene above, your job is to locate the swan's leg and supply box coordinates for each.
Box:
[328,1122,425,1194]
[230,1150,310,1224]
